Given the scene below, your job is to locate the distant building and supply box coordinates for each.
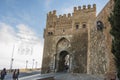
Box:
[42,0,115,75]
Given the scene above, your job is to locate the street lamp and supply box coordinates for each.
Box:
[26,60,28,69]
[10,44,15,72]
[10,58,14,72]
[35,61,37,69]
[32,59,35,69]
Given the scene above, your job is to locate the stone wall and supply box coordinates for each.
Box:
[41,36,55,73]
[88,0,115,75]
[71,29,88,73]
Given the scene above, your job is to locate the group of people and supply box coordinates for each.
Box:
[12,69,19,80]
[0,68,19,80]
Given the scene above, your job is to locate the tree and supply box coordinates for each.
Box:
[109,0,120,79]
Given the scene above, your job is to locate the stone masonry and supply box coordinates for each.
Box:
[88,0,115,75]
[41,0,115,75]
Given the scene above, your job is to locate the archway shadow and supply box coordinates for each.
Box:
[57,51,69,72]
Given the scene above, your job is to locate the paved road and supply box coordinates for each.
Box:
[5,71,115,80]
[19,73,56,80]
[4,70,41,80]
[15,72,105,80]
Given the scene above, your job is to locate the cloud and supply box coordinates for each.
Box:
[0,22,17,43]
[17,24,35,36]
[0,22,43,69]
[16,24,42,45]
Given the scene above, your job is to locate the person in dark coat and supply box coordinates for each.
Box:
[12,69,17,80]
[0,68,7,80]
[12,69,20,80]
[16,69,19,80]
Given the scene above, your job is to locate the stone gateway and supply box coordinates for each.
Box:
[41,0,115,75]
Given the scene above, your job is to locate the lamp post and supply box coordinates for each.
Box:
[35,61,37,69]
[26,60,28,69]
[10,58,14,72]
[32,59,35,69]
[10,44,15,72]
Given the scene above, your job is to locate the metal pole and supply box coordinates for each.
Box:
[32,59,35,69]
[26,60,28,69]
[10,44,15,71]
[35,61,37,69]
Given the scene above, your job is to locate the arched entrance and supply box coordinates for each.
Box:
[55,37,71,72]
[58,51,69,72]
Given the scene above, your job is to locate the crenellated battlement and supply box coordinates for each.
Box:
[73,4,96,12]
[47,10,57,16]
[58,13,72,19]
[46,4,96,29]
[47,10,72,21]
[47,4,96,19]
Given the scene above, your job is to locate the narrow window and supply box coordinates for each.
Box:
[50,32,53,35]
[63,29,65,32]
[48,32,53,35]
[48,32,51,35]
[49,25,52,28]
[76,24,79,29]
[83,24,86,28]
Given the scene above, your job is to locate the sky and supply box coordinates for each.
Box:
[0,0,109,70]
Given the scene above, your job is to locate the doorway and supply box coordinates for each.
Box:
[58,51,69,72]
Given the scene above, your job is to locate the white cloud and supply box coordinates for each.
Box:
[16,24,42,45]
[0,22,17,43]
[0,22,43,69]
[17,24,35,36]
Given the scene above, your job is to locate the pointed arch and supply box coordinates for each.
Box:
[56,37,70,52]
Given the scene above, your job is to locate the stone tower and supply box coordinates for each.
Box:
[42,0,115,75]
[42,4,96,74]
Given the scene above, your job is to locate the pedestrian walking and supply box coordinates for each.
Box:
[13,69,20,80]
[0,68,7,80]
[13,69,17,80]
[16,69,19,80]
